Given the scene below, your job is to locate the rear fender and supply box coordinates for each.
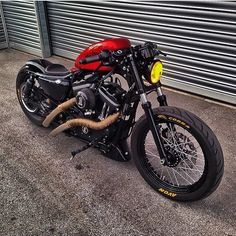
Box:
[25,59,53,73]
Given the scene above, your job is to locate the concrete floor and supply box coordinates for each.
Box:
[0,49,236,236]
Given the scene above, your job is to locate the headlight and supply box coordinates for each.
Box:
[150,61,163,84]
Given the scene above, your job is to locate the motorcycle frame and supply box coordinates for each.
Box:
[91,51,169,164]
[24,47,169,163]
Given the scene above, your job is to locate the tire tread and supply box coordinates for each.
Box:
[131,106,224,201]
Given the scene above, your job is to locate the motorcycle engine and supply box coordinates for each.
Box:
[71,81,126,140]
[75,88,96,111]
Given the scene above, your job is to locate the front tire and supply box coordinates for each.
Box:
[131,106,224,201]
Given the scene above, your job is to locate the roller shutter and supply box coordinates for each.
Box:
[0,3,7,49]
[2,1,42,56]
[47,1,236,104]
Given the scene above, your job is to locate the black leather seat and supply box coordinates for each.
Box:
[45,64,70,76]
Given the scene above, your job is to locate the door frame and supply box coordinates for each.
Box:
[0,1,8,49]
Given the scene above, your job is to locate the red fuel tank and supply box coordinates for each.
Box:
[74,38,131,72]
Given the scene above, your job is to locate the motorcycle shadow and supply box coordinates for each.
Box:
[182,177,235,228]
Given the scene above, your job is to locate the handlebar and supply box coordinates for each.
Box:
[79,43,166,65]
[139,42,167,59]
[79,55,100,64]
[156,49,167,57]
[79,50,111,64]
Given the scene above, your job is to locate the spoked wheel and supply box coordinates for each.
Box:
[145,124,205,188]
[16,66,47,126]
[131,106,224,201]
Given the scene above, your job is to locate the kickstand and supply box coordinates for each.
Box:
[70,135,104,160]
[70,142,93,160]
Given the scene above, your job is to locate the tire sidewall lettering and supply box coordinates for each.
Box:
[157,114,190,129]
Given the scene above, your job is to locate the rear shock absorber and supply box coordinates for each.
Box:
[23,74,35,97]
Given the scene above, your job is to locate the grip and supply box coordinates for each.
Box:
[79,54,100,64]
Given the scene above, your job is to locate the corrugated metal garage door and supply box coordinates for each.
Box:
[47,1,236,104]
[0,2,7,49]
[2,1,42,56]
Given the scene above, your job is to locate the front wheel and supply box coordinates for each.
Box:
[131,106,224,201]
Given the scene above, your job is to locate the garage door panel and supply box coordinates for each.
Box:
[2,1,41,56]
[47,1,236,104]
[0,3,7,49]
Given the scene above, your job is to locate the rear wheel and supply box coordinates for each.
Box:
[131,106,224,201]
[16,67,46,126]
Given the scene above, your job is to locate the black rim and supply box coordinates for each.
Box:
[19,83,39,113]
[18,71,47,119]
[139,119,208,193]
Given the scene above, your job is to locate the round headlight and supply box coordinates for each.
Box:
[150,61,163,84]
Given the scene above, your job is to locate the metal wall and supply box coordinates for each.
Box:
[46,1,236,104]
[2,1,42,56]
[0,2,7,49]
[0,1,235,104]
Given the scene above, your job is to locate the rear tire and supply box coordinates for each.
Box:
[16,66,44,126]
[131,106,224,201]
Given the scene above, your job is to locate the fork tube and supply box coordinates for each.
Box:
[157,85,168,106]
[142,101,167,164]
[128,54,167,164]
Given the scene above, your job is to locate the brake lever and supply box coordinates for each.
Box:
[158,50,167,57]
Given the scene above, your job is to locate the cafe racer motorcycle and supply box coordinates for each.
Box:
[16,38,224,201]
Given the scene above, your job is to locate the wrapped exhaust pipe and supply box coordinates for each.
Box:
[42,98,76,127]
[50,112,120,137]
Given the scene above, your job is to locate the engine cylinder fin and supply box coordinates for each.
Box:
[42,97,76,127]
[49,112,120,137]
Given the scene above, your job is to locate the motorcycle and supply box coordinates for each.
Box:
[16,38,224,201]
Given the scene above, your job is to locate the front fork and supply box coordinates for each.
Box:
[129,55,168,164]
[157,85,168,106]
[141,93,168,165]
